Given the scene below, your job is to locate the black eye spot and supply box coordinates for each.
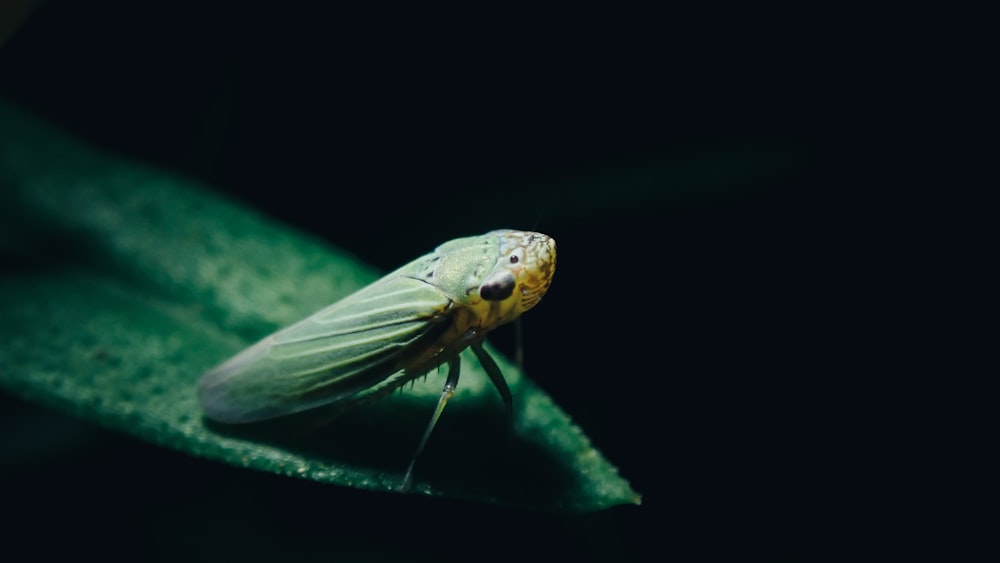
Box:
[479,272,516,301]
[509,255,519,264]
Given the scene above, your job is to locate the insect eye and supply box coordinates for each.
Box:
[479,272,516,301]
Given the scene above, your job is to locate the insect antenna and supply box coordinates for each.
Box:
[530,207,548,231]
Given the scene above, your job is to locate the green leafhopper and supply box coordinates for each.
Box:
[197,229,557,489]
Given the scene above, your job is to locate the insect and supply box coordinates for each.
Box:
[197,229,556,489]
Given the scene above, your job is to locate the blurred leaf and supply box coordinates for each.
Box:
[0,99,639,512]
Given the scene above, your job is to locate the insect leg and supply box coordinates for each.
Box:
[400,355,461,491]
[514,317,524,370]
[470,341,514,446]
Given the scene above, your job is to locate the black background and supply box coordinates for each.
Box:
[1,2,939,561]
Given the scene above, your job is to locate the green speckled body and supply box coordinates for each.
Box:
[197,229,556,424]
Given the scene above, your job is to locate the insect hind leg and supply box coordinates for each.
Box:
[399,355,461,491]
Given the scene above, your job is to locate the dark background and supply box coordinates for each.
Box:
[1,2,933,561]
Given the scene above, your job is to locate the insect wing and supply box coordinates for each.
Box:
[198,274,454,423]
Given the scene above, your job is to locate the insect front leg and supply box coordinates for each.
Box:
[514,317,524,370]
[470,341,514,447]
[400,355,461,491]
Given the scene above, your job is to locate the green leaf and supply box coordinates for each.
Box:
[0,99,640,512]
